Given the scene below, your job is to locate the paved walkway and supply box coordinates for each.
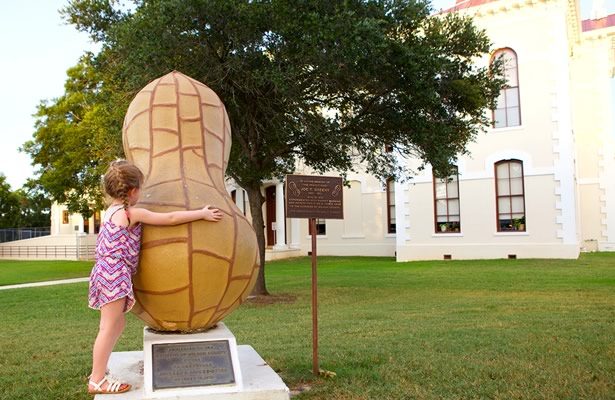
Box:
[0,277,89,291]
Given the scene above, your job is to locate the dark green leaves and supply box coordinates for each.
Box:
[27,0,504,217]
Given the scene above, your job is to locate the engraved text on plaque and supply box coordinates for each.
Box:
[285,175,344,219]
[152,340,235,390]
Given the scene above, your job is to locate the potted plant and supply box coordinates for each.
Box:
[439,223,448,232]
[513,217,525,231]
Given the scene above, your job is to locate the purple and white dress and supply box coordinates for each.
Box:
[88,204,142,312]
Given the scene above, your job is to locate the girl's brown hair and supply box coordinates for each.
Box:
[103,160,144,209]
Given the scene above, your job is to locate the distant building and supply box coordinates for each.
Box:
[50,203,101,235]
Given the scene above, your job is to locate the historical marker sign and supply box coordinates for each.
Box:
[285,175,344,219]
[285,174,343,376]
[152,340,235,390]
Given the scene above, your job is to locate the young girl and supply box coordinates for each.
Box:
[87,160,223,394]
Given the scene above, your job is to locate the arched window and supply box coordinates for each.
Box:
[495,160,526,232]
[492,48,521,128]
[433,167,460,233]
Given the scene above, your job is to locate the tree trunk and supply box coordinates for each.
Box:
[244,184,269,296]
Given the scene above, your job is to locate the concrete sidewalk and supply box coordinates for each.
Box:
[0,277,89,291]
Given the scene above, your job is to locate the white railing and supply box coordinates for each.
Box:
[0,227,51,243]
[0,245,96,260]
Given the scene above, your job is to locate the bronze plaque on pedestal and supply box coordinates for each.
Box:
[152,340,235,389]
[285,175,344,219]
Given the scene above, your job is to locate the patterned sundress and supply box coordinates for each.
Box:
[88,204,142,313]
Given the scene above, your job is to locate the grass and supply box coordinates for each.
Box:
[0,254,614,399]
[0,259,92,286]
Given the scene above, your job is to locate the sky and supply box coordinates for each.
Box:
[0,1,99,190]
[0,0,610,190]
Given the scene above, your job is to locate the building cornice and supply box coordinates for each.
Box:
[581,25,615,40]
[443,0,557,17]
[443,0,584,57]
[582,14,615,32]
[580,12,615,44]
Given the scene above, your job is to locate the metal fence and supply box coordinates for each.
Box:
[0,245,96,260]
[0,227,51,243]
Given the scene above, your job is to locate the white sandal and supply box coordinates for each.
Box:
[86,369,110,381]
[88,375,131,394]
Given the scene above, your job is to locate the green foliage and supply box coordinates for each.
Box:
[59,0,504,183]
[36,0,506,191]
[0,175,21,228]
[22,54,122,217]
[0,175,51,228]
[13,180,52,227]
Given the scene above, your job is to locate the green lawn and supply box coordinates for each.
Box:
[0,259,93,286]
[0,254,613,399]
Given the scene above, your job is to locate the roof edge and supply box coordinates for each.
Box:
[581,14,615,32]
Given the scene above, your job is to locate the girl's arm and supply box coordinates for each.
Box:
[128,205,223,226]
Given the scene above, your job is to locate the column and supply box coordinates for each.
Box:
[273,181,288,250]
[236,188,246,214]
[52,204,61,235]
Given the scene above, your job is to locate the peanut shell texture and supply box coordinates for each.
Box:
[122,71,260,332]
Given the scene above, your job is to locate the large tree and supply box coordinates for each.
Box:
[0,176,51,229]
[29,0,504,294]
[0,175,20,229]
[15,180,52,228]
[22,54,124,218]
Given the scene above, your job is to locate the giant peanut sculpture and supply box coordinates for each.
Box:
[122,71,260,332]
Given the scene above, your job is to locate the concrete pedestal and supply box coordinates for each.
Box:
[143,324,242,397]
[95,325,289,400]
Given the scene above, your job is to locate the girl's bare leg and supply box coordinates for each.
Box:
[89,298,127,389]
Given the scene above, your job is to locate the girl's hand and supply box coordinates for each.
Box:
[202,205,223,222]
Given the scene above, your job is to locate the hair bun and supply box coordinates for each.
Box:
[110,159,129,168]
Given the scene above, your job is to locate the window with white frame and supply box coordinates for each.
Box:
[492,48,521,128]
[495,160,526,232]
[433,168,461,233]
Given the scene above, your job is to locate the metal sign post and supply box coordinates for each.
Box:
[310,217,318,375]
[285,175,343,376]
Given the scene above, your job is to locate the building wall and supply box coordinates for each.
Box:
[51,203,83,235]
[397,0,581,260]
[570,20,615,250]
[231,168,397,258]
[50,203,101,235]
[294,174,396,257]
[397,171,579,260]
